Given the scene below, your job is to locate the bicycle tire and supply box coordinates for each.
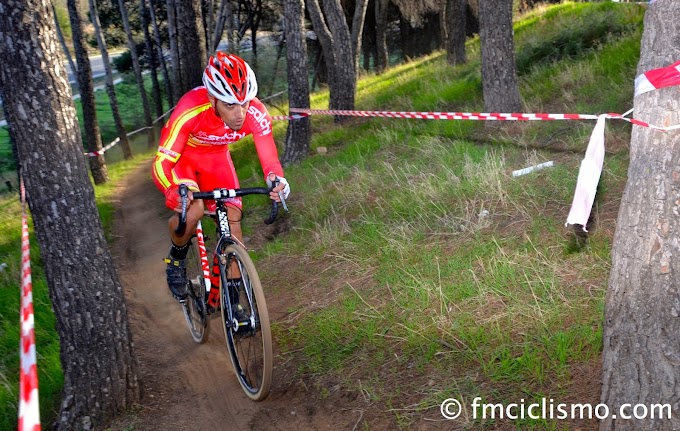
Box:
[182,237,209,344]
[218,243,272,401]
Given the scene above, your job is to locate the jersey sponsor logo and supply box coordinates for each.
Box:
[248,105,272,136]
[158,146,180,159]
[194,130,247,144]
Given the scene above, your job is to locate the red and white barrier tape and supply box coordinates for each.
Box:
[288,108,680,132]
[635,60,680,96]
[271,113,310,121]
[287,104,679,230]
[84,109,174,157]
[18,178,41,431]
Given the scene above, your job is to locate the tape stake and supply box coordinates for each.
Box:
[512,161,554,177]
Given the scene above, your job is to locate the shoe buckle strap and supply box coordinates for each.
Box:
[164,257,181,267]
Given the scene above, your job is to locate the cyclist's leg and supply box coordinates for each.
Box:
[164,153,202,299]
[168,196,205,244]
[167,149,202,249]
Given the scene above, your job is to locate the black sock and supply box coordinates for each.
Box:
[169,241,190,260]
[226,278,242,305]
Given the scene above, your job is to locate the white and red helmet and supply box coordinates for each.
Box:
[202,52,258,105]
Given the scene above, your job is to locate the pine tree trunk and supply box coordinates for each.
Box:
[149,0,174,108]
[89,0,133,160]
[446,0,467,66]
[175,0,207,95]
[167,0,183,103]
[306,0,355,118]
[251,0,262,60]
[117,0,154,148]
[66,0,109,185]
[306,0,338,90]
[0,1,141,429]
[141,0,164,119]
[478,0,521,112]
[362,2,376,71]
[282,0,310,165]
[350,0,369,74]
[600,2,680,430]
[202,0,213,57]
[375,0,389,73]
[212,0,229,51]
[52,1,78,87]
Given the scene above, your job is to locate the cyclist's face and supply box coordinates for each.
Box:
[212,98,250,131]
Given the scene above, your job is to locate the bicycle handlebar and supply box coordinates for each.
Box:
[174,183,286,235]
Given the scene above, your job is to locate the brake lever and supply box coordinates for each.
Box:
[175,184,188,235]
[277,190,289,213]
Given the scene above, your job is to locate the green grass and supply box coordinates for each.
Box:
[254,2,642,429]
[0,1,645,429]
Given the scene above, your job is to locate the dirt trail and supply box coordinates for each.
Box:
[107,162,356,431]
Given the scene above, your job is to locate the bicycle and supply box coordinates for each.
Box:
[174,181,287,401]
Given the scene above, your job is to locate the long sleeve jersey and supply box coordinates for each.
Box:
[152,86,283,193]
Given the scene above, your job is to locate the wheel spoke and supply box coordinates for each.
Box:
[219,244,272,401]
[181,237,208,344]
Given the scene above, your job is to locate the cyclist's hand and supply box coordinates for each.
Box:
[165,185,194,212]
[267,173,290,202]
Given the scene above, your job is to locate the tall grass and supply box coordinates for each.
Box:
[255,2,643,429]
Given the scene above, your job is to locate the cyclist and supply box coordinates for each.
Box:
[151,52,290,306]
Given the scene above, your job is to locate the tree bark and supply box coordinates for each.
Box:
[307,0,356,117]
[0,1,141,429]
[141,0,164,119]
[149,0,174,107]
[478,0,521,112]
[52,0,78,86]
[446,0,467,66]
[322,0,355,112]
[117,0,155,148]
[251,0,263,60]
[212,0,230,51]
[89,0,134,159]
[306,0,337,88]
[361,0,376,71]
[282,0,311,165]
[600,2,680,430]
[374,0,389,73]
[399,11,440,60]
[66,0,109,185]
[167,0,183,102]
[175,0,207,95]
[202,0,214,56]
[350,0,369,74]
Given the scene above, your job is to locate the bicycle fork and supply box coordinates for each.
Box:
[220,253,256,333]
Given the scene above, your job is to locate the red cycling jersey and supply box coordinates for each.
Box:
[152,86,283,208]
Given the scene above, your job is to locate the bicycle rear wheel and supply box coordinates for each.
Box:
[218,243,272,401]
[182,237,209,343]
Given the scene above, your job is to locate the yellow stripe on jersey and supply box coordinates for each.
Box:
[159,103,212,154]
[153,158,172,189]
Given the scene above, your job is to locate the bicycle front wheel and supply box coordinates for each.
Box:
[218,244,272,401]
[182,237,209,343]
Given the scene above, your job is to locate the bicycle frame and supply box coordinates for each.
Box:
[177,184,281,400]
[193,200,251,330]
[194,220,211,298]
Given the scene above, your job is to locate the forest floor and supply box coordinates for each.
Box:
[104,162,370,431]
[104,159,603,431]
